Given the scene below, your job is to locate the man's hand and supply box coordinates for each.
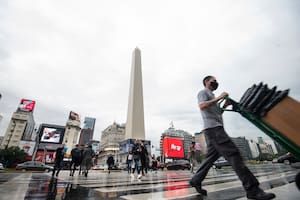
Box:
[218,92,229,100]
[222,99,232,108]
[199,92,229,110]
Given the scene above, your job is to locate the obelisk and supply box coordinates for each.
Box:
[125,47,145,140]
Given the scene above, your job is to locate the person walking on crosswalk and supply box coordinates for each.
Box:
[52,144,66,177]
[107,154,114,174]
[81,144,95,177]
[190,75,275,200]
[189,141,196,174]
[131,139,142,179]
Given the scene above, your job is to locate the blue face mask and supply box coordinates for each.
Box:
[210,81,219,90]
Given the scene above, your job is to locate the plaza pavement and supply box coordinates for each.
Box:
[0,163,299,200]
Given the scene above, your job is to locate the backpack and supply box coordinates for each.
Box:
[71,148,82,159]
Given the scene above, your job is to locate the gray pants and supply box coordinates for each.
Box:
[191,126,259,193]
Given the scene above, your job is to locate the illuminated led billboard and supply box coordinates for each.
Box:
[40,125,65,144]
[18,99,36,112]
[163,137,184,158]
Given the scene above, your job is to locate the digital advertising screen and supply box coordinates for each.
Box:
[163,137,184,158]
[19,141,36,156]
[18,99,36,112]
[35,150,56,163]
[40,126,65,144]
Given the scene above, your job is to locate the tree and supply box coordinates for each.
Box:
[0,146,27,168]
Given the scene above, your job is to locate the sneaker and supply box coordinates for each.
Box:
[247,190,275,200]
[137,174,142,179]
[189,180,207,196]
[130,173,135,178]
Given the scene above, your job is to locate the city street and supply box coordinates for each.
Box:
[0,163,299,200]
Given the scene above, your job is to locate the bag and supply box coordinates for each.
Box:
[72,148,82,159]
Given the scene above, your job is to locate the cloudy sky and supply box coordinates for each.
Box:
[0,0,300,148]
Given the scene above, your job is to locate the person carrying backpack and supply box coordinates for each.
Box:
[70,144,82,176]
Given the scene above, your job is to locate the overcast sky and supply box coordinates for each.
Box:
[1,0,300,148]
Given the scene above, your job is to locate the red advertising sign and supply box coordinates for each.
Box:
[163,137,184,158]
[18,99,36,112]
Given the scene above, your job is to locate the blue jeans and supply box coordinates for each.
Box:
[132,158,140,174]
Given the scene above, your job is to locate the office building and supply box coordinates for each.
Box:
[99,122,125,163]
[160,124,194,161]
[231,137,252,160]
[248,139,260,159]
[79,117,96,145]
[0,99,36,149]
[63,111,81,156]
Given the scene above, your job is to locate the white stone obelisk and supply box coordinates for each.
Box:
[125,47,145,140]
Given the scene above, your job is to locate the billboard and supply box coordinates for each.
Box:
[18,99,36,112]
[35,150,56,163]
[19,140,36,156]
[69,111,80,121]
[163,137,184,158]
[40,126,65,144]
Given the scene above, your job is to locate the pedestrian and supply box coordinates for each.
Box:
[126,151,133,174]
[190,75,275,200]
[81,144,95,177]
[151,154,158,173]
[189,141,196,173]
[52,144,65,177]
[140,141,149,176]
[78,144,84,175]
[69,144,82,176]
[131,139,142,179]
[107,154,114,174]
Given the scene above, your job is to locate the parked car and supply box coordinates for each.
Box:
[16,161,53,172]
[277,153,300,165]
[0,163,4,170]
[166,159,190,170]
[213,157,230,169]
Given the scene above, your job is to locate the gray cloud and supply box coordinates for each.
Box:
[1,0,300,147]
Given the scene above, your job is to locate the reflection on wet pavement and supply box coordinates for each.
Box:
[23,174,99,200]
[0,163,299,200]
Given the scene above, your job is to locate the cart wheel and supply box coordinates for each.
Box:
[296,172,300,190]
[284,160,290,165]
